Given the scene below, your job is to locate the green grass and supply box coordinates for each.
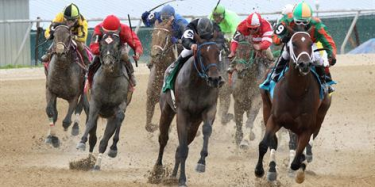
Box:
[0,64,43,69]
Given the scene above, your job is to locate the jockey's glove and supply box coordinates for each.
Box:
[141,11,150,20]
[329,57,336,66]
[171,37,180,44]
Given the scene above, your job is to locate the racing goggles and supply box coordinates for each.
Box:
[161,14,174,21]
[294,18,310,26]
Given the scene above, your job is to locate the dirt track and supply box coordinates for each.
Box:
[0,54,374,187]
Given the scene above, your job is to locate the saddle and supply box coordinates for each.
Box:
[259,66,335,100]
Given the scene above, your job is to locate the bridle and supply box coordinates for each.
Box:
[52,25,73,55]
[287,31,315,66]
[152,27,174,58]
[194,42,219,79]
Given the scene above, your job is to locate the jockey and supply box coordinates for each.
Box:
[141,5,188,44]
[227,12,274,73]
[166,18,224,77]
[42,3,90,65]
[270,2,336,93]
[209,4,240,43]
[89,15,143,86]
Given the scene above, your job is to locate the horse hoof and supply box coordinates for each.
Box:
[145,123,158,133]
[306,154,313,163]
[267,171,277,182]
[239,139,250,150]
[178,183,187,187]
[295,169,305,184]
[255,167,265,178]
[45,135,60,148]
[76,142,86,151]
[195,163,206,173]
[62,121,71,131]
[71,124,79,136]
[108,149,118,158]
[249,131,256,141]
[92,165,101,171]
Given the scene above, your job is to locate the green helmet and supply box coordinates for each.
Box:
[213,4,225,15]
[293,2,313,21]
[63,3,80,20]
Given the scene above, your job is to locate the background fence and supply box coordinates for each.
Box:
[2,11,375,67]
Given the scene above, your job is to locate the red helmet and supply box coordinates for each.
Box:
[102,15,121,31]
[245,12,261,28]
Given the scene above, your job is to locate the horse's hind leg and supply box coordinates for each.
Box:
[45,91,60,148]
[77,102,100,151]
[108,109,126,158]
[62,96,79,131]
[291,132,312,184]
[88,120,98,154]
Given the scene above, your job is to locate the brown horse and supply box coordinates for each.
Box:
[232,37,270,149]
[44,24,88,148]
[152,35,223,186]
[255,32,332,183]
[145,20,177,132]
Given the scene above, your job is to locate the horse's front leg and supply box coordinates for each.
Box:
[109,103,127,158]
[62,95,79,131]
[93,111,124,171]
[71,93,89,136]
[219,85,233,125]
[145,67,159,133]
[234,101,244,147]
[77,101,100,151]
[244,95,262,142]
[176,110,190,187]
[291,132,312,184]
[45,90,60,148]
[255,116,280,179]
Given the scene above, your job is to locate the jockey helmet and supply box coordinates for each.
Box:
[282,4,295,15]
[102,15,121,31]
[212,4,225,23]
[63,3,80,21]
[160,5,175,21]
[245,12,261,29]
[197,18,214,39]
[293,2,313,25]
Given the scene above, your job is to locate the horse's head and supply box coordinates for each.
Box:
[52,24,73,57]
[235,36,254,78]
[194,33,224,88]
[99,30,122,73]
[287,32,314,75]
[150,20,173,63]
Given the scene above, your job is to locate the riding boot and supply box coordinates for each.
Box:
[325,67,335,93]
[270,56,289,82]
[125,61,136,86]
[41,43,53,62]
[315,65,328,93]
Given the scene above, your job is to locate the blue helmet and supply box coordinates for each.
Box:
[160,5,175,20]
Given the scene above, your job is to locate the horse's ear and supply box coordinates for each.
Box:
[155,20,160,27]
[194,33,202,44]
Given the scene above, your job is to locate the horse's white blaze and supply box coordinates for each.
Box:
[207,46,211,52]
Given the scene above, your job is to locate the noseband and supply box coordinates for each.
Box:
[288,32,315,65]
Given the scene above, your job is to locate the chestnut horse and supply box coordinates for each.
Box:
[145,20,177,132]
[255,32,332,183]
[152,35,224,186]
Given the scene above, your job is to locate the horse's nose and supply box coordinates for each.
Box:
[56,43,65,55]
[208,76,225,88]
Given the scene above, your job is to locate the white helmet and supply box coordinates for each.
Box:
[282,4,295,15]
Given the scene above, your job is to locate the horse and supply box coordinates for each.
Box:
[145,19,177,132]
[44,24,89,148]
[217,41,234,125]
[152,34,224,187]
[76,30,130,170]
[255,31,332,183]
[231,37,270,149]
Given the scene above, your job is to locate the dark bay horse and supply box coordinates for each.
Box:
[255,32,332,183]
[45,24,88,147]
[76,30,130,170]
[152,35,224,187]
[232,38,269,149]
[145,20,177,132]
